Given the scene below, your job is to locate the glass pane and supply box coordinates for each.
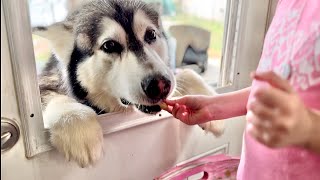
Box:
[29,0,228,87]
[27,0,229,134]
[27,0,229,128]
[151,0,228,86]
[26,0,229,158]
[29,0,68,74]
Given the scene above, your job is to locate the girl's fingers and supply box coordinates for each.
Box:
[171,104,191,124]
[246,111,272,130]
[254,87,288,110]
[160,102,172,113]
[251,71,293,93]
[175,105,189,123]
[247,122,280,147]
[172,103,180,117]
[165,97,187,106]
[164,99,178,106]
[162,105,173,113]
[247,123,271,144]
[247,120,282,148]
[248,100,276,121]
[172,104,187,117]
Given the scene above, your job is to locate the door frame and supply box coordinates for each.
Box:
[1,0,278,158]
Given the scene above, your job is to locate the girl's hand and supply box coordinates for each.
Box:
[162,95,214,125]
[247,71,315,148]
[163,87,252,125]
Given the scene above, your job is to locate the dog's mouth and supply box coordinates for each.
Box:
[120,98,161,114]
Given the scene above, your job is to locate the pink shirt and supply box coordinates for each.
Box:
[237,0,320,179]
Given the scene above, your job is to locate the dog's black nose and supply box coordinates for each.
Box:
[141,75,171,100]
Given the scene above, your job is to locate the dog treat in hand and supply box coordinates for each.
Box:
[159,102,168,109]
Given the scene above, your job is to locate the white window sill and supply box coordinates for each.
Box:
[98,108,173,135]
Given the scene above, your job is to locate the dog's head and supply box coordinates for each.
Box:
[34,0,175,113]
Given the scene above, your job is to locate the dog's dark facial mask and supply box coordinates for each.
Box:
[120,98,161,114]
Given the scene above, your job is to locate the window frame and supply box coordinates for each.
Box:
[216,0,240,90]
[216,0,277,93]
[2,0,276,157]
[3,0,52,157]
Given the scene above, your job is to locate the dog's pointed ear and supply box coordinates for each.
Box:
[32,22,73,41]
[145,3,165,29]
[32,22,74,63]
[147,2,162,14]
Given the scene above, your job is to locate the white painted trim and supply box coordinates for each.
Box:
[219,0,240,88]
[2,0,51,157]
[176,143,229,165]
[99,110,173,135]
[217,0,276,93]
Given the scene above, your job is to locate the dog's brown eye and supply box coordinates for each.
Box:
[144,29,157,44]
[101,40,123,54]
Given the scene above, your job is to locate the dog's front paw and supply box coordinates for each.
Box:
[199,120,225,137]
[45,102,104,168]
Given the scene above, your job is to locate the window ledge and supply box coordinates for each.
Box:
[98,108,173,135]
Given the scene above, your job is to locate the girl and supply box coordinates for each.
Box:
[163,0,320,179]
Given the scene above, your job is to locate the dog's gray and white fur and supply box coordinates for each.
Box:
[34,0,224,167]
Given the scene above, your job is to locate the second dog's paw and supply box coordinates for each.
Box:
[199,120,225,137]
[46,103,104,168]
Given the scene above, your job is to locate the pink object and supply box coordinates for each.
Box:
[154,154,240,180]
[239,0,320,179]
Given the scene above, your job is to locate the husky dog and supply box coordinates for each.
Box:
[34,0,224,167]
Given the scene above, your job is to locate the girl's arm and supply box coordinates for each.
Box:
[205,87,251,120]
[164,87,251,125]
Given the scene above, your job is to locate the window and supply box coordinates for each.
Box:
[29,0,68,73]
[152,0,228,86]
[2,0,275,157]
[30,0,228,86]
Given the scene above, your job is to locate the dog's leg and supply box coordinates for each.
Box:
[42,94,103,167]
[173,69,225,137]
